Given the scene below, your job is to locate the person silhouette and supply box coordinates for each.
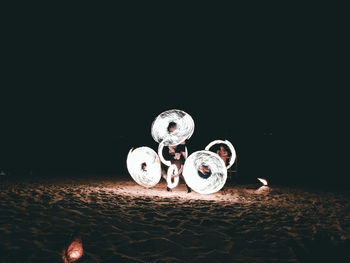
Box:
[162,139,191,193]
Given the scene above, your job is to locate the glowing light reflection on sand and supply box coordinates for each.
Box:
[92,180,240,202]
[62,236,83,263]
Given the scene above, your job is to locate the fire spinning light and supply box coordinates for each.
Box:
[183,150,227,194]
[126,147,161,188]
[158,142,188,166]
[151,109,195,146]
[127,110,237,194]
[205,139,236,169]
[167,164,180,189]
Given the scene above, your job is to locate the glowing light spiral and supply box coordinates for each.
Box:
[158,142,188,166]
[151,109,194,146]
[205,140,236,169]
[167,164,180,189]
[126,147,161,188]
[183,150,227,194]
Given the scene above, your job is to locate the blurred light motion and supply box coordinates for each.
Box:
[205,139,236,169]
[167,164,179,189]
[127,147,161,188]
[151,109,194,146]
[158,142,188,166]
[62,236,83,263]
[183,150,227,194]
[158,142,171,166]
[257,178,268,186]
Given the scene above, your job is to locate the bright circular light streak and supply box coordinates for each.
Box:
[205,140,236,169]
[126,147,161,188]
[166,164,179,189]
[183,150,227,194]
[151,109,195,146]
[158,142,188,166]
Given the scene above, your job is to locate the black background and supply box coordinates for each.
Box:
[0,5,346,189]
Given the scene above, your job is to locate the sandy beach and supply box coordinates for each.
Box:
[1,175,349,262]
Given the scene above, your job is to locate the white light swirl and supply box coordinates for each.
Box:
[183,150,227,194]
[151,109,195,146]
[257,178,268,186]
[167,164,179,189]
[205,140,236,169]
[158,142,188,166]
[126,147,161,188]
[157,142,172,166]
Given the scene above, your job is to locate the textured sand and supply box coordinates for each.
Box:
[1,175,349,262]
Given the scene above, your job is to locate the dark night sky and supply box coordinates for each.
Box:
[0,7,346,188]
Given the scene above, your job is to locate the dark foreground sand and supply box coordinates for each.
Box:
[1,175,350,263]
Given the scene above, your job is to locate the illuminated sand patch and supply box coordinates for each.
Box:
[104,178,241,202]
[1,176,350,262]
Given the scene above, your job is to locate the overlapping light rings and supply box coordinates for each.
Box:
[167,164,179,189]
[151,109,195,146]
[183,150,227,194]
[205,140,237,169]
[158,142,188,166]
[126,147,161,188]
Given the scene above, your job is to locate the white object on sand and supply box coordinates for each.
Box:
[151,109,195,146]
[126,147,162,188]
[205,139,236,169]
[167,164,180,189]
[183,150,227,194]
[257,178,268,186]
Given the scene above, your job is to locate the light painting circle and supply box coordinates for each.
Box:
[167,164,179,189]
[151,109,195,146]
[183,150,227,194]
[158,142,188,166]
[126,147,161,188]
[205,140,236,169]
